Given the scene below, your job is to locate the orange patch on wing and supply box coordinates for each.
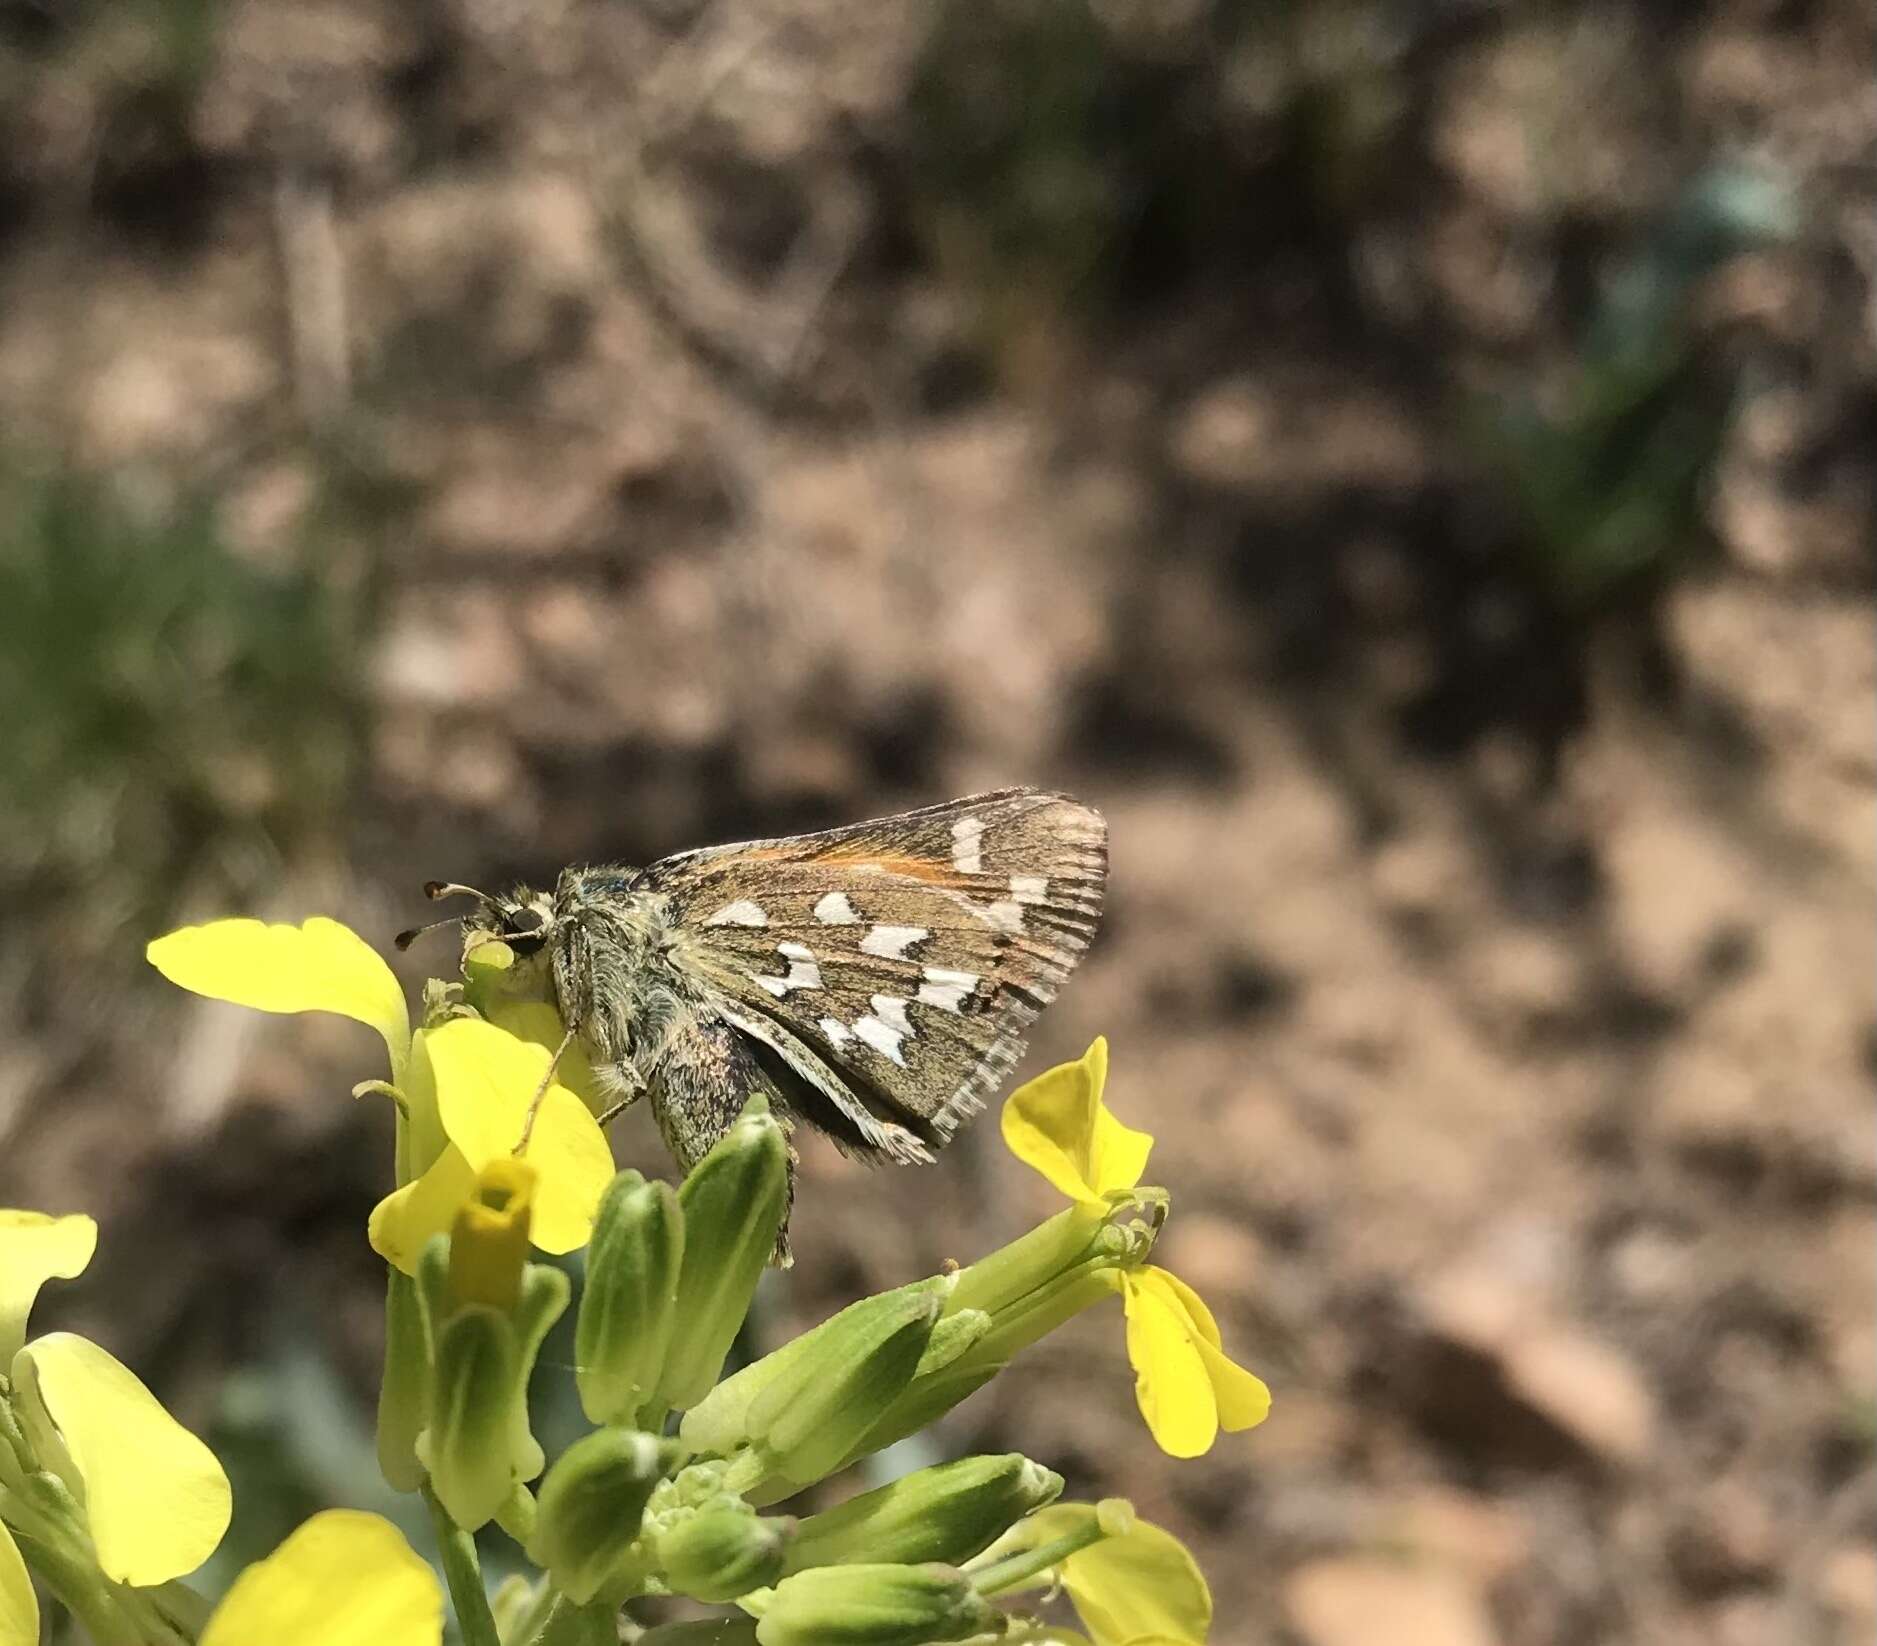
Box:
[732,844,962,882]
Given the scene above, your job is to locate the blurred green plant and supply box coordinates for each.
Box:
[903,0,1410,371]
[1469,165,1799,614]
[0,457,364,1017]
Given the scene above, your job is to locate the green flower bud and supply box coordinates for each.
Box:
[681,1277,953,1459]
[577,1170,684,1426]
[656,1506,794,1602]
[641,1458,747,1541]
[657,1097,791,1412]
[754,1563,994,1646]
[742,1288,940,1501]
[415,1236,569,1531]
[785,1454,1062,1573]
[530,1427,678,1604]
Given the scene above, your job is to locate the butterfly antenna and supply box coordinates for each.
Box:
[424,881,489,902]
[397,882,494,950]
[394,917,458,952]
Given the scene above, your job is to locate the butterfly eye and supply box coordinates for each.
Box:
[497,906,546,949]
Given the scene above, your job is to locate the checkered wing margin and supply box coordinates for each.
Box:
[635,789,1107,1161]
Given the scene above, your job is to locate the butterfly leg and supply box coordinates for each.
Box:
[591,1058,648,1129]
[515,1025,579,1152]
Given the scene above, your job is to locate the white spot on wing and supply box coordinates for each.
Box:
[985,900,1025,933]
[755,940,822,996]
[819,1016,855,1046]
[1010,875,1048,905]
[917,966,977,1013]
[870,994,913,1033]
[852,1013,907,1065]
[951,815,985,875]
[706,899,768,927]
[813,891,859,925]
[860,924,929,959]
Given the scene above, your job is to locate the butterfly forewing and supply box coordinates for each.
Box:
[635,789,1106,1156]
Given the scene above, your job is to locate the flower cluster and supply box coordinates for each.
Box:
[0,915,1269,1645]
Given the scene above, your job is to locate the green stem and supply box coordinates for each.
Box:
[967,1521,1109,1598]
[14,1525,175,1646]
[423,1481,503,1646]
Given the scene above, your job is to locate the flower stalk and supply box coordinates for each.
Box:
[422,1481,501,1646]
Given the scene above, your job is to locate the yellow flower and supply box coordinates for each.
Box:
[1059,1509,1211,1646]
[1107,1267,1270,1460]
[369,1017,612,1272]
[1000,1043,1270,1458]
[979,1502,1211,1646]
[1001,1039,1151,1211]
[148,918,613,1271]
[0,1210,232,1627]
[200,1510,441,1646]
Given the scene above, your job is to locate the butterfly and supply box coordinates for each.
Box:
[404,789,1107,1250]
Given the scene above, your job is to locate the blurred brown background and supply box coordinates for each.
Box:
[1,1,1873,1642]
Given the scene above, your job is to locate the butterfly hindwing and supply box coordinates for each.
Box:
[634,789,1107,1158]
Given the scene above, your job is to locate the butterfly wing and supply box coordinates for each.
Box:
[635,789,1107,1158]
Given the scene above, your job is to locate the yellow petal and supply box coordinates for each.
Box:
[1001,1039,1152,1205]
[424,1018,613,1255]
[201,1510,441,1646]
[1061,1514,1212,1646]
[0,1522,36,1646]
[147,919,411,1078]
[1120,1273,1218,1460]
[1137,1268,1270,1434]
[369,1146,479,1275]
[484,1001,603,1112]
[15,1333,231,1585]
[1192,1333,1270,1433]
[0,1210,96,1366]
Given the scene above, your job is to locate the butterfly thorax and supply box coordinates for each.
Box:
[545,866,697,1078]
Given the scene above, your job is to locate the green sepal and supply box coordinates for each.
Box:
[943,1205,1104,1319]
[377,1265,429,1492]
[741,1288,940,1502]
[784,1454,1061,1573]
[753,1563,994,1646]
[416,1305,518,1532]
[413,1233,569,1531]
[681,1276,953,1459]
